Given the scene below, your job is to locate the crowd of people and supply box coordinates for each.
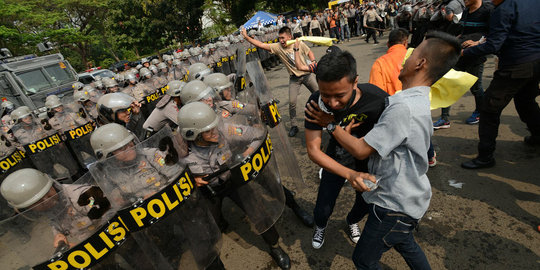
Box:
[0,0,539,269]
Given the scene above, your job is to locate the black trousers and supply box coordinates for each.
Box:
[365,21,378,42]
[313,169,369,227]
[478,58,540,158]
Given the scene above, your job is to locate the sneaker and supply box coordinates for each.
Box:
[429,151,437,167]
[433,118,450,130]
[312,226,326,249]
[466,111,480,124]
[347,223,361,244]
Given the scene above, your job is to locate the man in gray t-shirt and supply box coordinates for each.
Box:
[311,31,461,269]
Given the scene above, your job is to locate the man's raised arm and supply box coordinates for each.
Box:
[241,28,272,52]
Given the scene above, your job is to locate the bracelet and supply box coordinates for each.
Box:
[293,48,299,51]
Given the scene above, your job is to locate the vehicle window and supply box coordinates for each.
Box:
[78,75,93,84]
[44,62,75,85]
[93,70,115,78]
[16,69,53,94]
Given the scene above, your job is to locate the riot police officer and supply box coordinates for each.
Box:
[96,93,145,139]
[102,77,120,93]
[122,72,153,102]
[89,123,224,269]
[74,90,99,120]
[143,80,185,133]
[11,106,54,145]
[179,102,291,269]
[45,97,88,133]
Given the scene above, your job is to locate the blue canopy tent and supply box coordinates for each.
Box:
[243,11,278,29]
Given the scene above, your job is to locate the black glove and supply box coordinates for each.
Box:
[77,186,111,220]
[158,136,178,165]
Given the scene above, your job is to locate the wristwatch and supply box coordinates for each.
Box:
[326,122,337,135]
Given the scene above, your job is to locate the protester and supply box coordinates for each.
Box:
[368,28,409,96]
[304,51,388,249]
[241,26,319,137]
[307,31,461,269]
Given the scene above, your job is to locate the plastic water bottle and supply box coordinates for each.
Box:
[363,178,378,191]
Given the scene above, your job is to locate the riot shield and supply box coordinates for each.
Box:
[15,122,81,180]
[88,126,222,269]
[217,49,231,75]
[141,84,168,119]
[246,60,306,192]
[64,121,97,168]
[197,86,286,234]
[0,148,34,182]
[0,172,154,270]
[234,43,249,96]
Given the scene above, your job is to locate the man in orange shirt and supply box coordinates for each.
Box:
[368,29,409,96]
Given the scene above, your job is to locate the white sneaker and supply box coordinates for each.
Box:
[348,223,361,244]
[312,226,326,249]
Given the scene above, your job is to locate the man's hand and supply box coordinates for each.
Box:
[240,27,248,38]
[347,170,377,192]
[294,38,300,49]
[305,100,334,127]
[194,176,209,187]
[344,118,363,134]
[131,101,141,114]
[54,233,69,248]
[461,40,479,48]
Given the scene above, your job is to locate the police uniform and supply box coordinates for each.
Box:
[216,100,257,118]
[49,111,88,133]
[13,122,55,145]
[105,148,181,201]
[82,102,99,121]
[142,96,181,132]
[154,76,169,89]
[122,84,154,102]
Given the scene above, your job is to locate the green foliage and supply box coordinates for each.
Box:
[1,0,327,72]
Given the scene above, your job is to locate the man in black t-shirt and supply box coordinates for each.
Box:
[304,51,388,249]
[433,0,493,129]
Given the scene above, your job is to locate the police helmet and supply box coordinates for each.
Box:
[125,72,137,83]
[96,93,135,123]
[178,102,219,141]
[140,67,152,77]
[157,62,168,70]
[10,106,32,121]
[90,123,136,160]
[167,80,186,97]
[1,100,15,112]
[151,58,160,65]
[72,82,84,91]
[1,168,54,209]
[74,90,91,102]
[202,73,232,95]
[149,65,159,74]
[180,80,215,105]
[45,97,63,110]
[188,63,212,81]
[102,77,118,88]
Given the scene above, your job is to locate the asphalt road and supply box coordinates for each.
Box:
[220,35,540,269]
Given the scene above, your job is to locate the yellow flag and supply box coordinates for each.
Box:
[429,69,478,110]
[286,36,338,47]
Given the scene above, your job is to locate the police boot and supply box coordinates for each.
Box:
[284,186,314,227]
[292,204,315,228]
[269,245,291,270]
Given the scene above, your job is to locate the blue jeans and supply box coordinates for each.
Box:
[341,24,350,40]
[352,205,431,270]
